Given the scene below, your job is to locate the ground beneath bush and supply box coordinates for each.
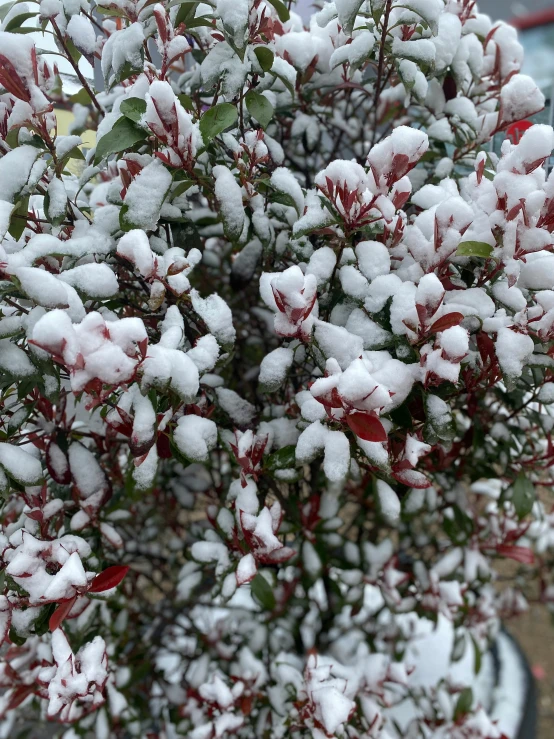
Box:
[510,602,554,737]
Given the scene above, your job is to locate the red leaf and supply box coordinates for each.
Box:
[496,544,535,565]
[392,467,431,489]
[506,119,532,145]
[88,565,130,593]
[5,684,34,712]
[429,312,464,334]
[49,596,77,632]
[346,412,388,442]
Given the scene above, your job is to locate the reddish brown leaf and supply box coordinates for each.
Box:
[5,684,35,712]
[346,412,388,443]
[89,565,130,593]
[429,312,464,334]
[496,545,535,565]
[49,596,77,632]
[392,467,432,489]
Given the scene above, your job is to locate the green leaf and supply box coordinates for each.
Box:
[185,17,214,28]
[8,197,28,241]
[172,180,195,200]
[43,190,66,227]
[245,90,274,130]
[199,103,237,143]
[175,0,199,26]
[250,573,276,610]
[254,46,274,72]
[5,26,36,33]
[94,117,147,164]
[70,88,92,106]
[454,687,473,721]
[120,97,147,123]
[95,3,126,16]
[4,11,38,32]
[269,68,295,99]
[62,145,85,163]
[8,626,26,646]
[266,445,296,471]
[510,471,536,519]
[456,241,493,258]
[178,93,194,112]
[424,394,455,444]
[267,0,289,22]
[0,1,16,22]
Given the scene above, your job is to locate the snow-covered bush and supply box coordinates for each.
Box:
[0,0,553,735]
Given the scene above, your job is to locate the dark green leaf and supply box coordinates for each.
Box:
[250,573,276,610]
[183,17,214,28]
[8,198,28,241]
[94,117,147,164]
[510,471,535,519]
[120,97,147,122]
[44,189,66,227]
[424,394,455,443]
[6,25,37,34]
[266,445,296,471]
[61,145,85,162]
[267,0,289,22]
[199,103,237,143]
[8,626,26,646]
[456,241,493,258]
[178,93,194,111]
[454,687,473,721]
[245,90,274,129]
[4,11,38,32]
[172,180,194,199]
[175,0,199,26]
[254,46,274,72]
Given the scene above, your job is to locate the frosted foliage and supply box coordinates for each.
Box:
[1,1,554,737]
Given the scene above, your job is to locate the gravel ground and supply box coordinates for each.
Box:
[509,605,554,738]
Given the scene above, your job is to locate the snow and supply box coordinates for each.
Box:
[0,443,42,485]
[0,145,41,203]
[58,264,119,298]
[259,347,294,391]
[42,551,88,601]
[500,74,545,125]
[314,321,363,370]
[216,388,255,425]
[122,160,172,231]
[0,339,35,377]
[356,241,391,281]
[271,167,305,215]
[191,290,236,346]
[102,23,145,86]
[213,166,245,240]
[68,443,108,499]
[376,479,401,525]
[217,0,249,49]
[67,15,96,56]
[306,247,336,285]
[495,327,534,379]
[174,416,218,462]
[391,37,436,65]
[339,265,369,300]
